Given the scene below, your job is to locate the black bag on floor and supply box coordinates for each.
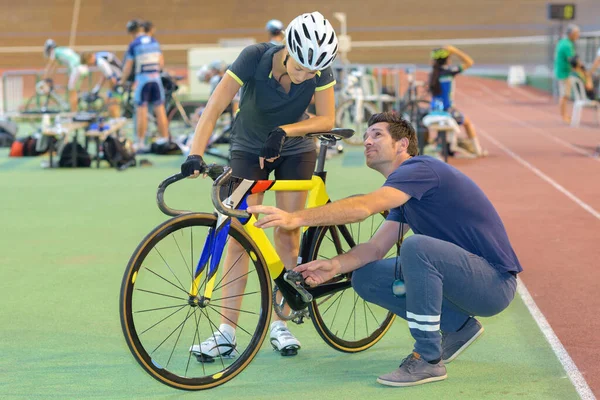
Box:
[59,142,91,167]
[0,117,17,148]
[103,135,136,169]
[150,139,183,155]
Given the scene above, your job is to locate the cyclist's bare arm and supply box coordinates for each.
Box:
[120,60,134,86]
[280,86,335,136]
[42,60,58,80]
[447,45,474,71]
[189,73,241,156]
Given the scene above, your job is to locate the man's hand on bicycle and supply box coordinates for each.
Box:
[293,259,341,287]
[181,154,208,178]
[247,205,301,230]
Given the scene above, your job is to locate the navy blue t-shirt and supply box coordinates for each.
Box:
[385,156,522,274]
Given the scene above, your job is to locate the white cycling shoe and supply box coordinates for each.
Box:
[269,321,301,356]
[190,328,237,363]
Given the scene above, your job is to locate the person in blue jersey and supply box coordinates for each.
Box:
[181,11,338,359]
[81,51,123,117]
[248,112,522,387]
[429,46,486,157]
[120,21,169,150]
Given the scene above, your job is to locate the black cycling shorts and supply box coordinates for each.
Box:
[229,150,317,181]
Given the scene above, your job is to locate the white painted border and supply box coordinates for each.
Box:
[517,280,596,400]
[476,128,597,399]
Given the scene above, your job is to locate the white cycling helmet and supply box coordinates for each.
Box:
[285,11,338,71]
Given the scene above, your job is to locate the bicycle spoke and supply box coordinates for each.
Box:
[145,268,190,297]
[186,310,205,377]
[208,306,254,337]
[214,269,255,292]
[342,292,360,339]
[365,302,384,327]
[166,307,194,369]
[209,303,259,315]
[363,300,369,339]
[150,308,198,355]
[319,290,344,316]
[211,291,261,302]
[200,308,227,370]
[172,234,191,275]
[135,287,187,302]
[154,246,187,293]
[328,289,347,333]
[139,304,187,336]
[134,304,188,314]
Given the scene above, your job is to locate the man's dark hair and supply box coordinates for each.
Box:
[367,111,419,156]
[126,19,142,34]
[141,20,154,34]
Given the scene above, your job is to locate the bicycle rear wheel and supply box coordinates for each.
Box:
[120,213,271,390]
[305,212,396,352]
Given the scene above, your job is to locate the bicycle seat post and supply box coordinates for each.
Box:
[315,137,334,175]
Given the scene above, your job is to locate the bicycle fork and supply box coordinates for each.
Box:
[187,214,312,311]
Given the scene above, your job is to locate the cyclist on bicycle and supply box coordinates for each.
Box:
[42,39,88,112]
[80,51,123,117]
[181,11,338,358]
[120,20,170,151]
[429,46,486,157]
[266,19,285,45]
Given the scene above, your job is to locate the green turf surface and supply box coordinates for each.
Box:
[0,146,580,399]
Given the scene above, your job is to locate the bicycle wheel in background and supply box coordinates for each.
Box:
[335,99,379,146]
[120,213,271,390]
[305,211,397,353]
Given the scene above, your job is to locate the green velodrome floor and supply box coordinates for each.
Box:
[0,146,580,399]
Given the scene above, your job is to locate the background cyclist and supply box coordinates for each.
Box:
[41,39,87,112]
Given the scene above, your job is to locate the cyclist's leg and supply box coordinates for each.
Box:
[272,150,317,280]
[151,81,169,139]
[67,66,82,111]
[211,151,269,329]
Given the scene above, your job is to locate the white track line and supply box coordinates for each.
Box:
[479,129,600,220]
[477,127,598,399]
[458,85,600,161]
[517,280,596,400]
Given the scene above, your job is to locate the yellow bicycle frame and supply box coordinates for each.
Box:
[192,175,330,299]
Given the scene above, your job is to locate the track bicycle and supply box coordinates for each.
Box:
[120,128,397,390]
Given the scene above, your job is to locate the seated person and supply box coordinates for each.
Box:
[570,56,597,100]
[428,46,486,157]
[80,51,123,117]
[41,39,88,111]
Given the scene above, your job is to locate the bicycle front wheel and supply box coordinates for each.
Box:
[120,213,272,390]
[306,212,396,352]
